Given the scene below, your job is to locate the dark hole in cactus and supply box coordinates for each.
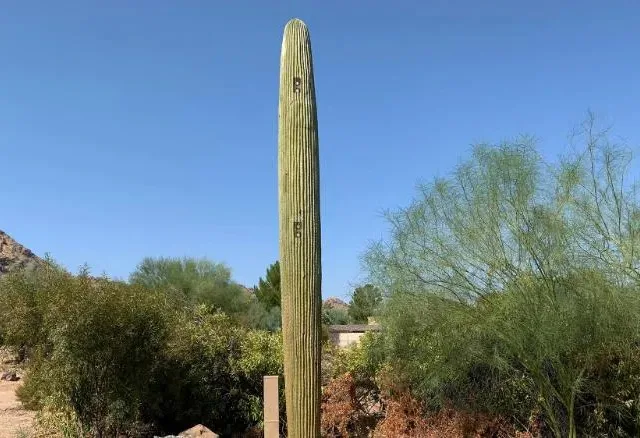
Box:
[293,77,301,93]
[294,221,302,238]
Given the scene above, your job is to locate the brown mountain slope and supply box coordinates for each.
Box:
[0,230,43,274]
[323,297,349,311]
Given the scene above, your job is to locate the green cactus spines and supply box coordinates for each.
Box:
[278,18,322,438]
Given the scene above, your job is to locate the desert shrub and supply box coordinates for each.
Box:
[321,373,378,437]
[1,264,284,437]
[243,302,282,332]
[374,398,522,438]
[485,272,640,437]
[571,346,640,437]
[146,308,283,436]
[322,305,350,325]
[143,308,244,434]
[12,271,173,437]
[329,332,385,406]
[0,263,71,359]
[234,329,285,425]
[370,271,640,436]
[329,332,384,375]
[129,256,277,331]
[371,391,430,437]
[321,334,386,437]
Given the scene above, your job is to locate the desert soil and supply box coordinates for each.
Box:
[0,348,35,438]
[0,380,34,438]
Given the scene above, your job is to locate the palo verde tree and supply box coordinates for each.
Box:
[364,113,640,438]
[128,257,272,328]
[278,18,322,438]
[129,257,245,308]
[367,113,640,298]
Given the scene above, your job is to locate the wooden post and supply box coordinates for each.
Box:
[264,375,279,438]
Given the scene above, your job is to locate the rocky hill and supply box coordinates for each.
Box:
[323,297,349,311]
[0,230,43,275]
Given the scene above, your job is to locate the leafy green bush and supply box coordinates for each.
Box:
[321,333,386,437]
[129,256,278,331]
[373,271,640,437]
[0,261,70,359]
[328,332,385,383]
[235,329,285,429]
[0,264,284,437]
[5,269,173,436]
[145,306,283,436]
[322,305,350,325]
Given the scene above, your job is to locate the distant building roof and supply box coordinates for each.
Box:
[327,324,381,333]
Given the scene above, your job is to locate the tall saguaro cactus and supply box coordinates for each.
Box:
[278,18,322,438]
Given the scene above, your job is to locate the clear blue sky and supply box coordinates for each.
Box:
[2,1,639,300]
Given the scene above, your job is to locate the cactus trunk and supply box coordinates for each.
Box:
[278,18,322,438]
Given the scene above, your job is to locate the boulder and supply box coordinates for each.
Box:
[153,424,219,438]
[0,370,19,381]
[179,425,218,438]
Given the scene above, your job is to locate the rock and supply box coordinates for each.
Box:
[323,296,349,312]
[0,370,19,381]
[178,424,219,438]
[153,425,219,438]
[0,230,44,275]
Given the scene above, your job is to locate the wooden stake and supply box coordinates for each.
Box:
[264,375,280,438]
